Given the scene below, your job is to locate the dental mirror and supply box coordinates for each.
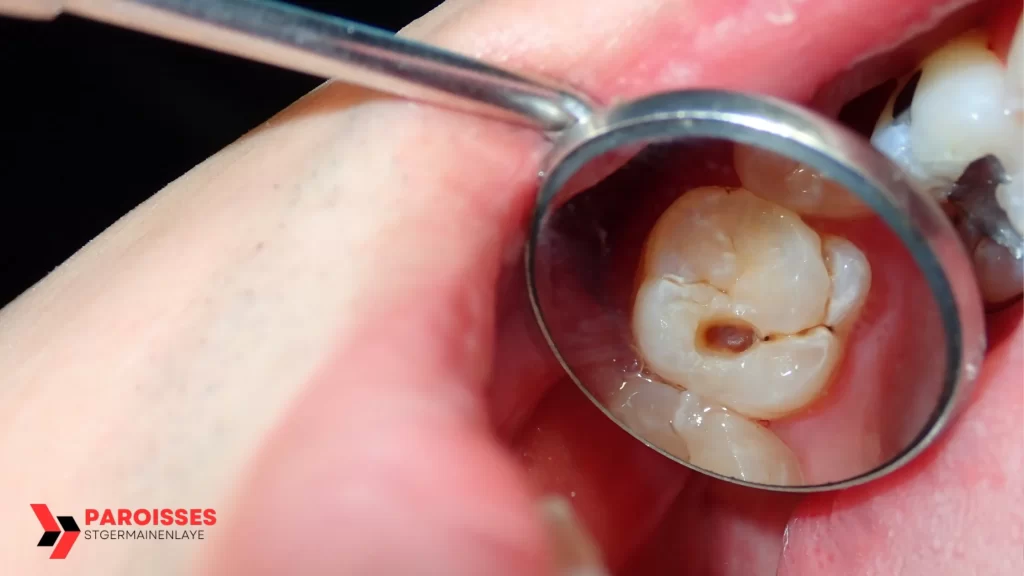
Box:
[3,0,988,491]
[527,91,986,490]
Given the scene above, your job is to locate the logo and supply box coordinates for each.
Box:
[30,504,216,560]
[31,504,81,560]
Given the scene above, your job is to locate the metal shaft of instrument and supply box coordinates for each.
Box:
[59,0,594,131]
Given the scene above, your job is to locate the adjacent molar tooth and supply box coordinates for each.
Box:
[996,172,1024,236]
[607,371,691,460]
[632,187,869,420]
[733,143,872,219]
[871,73,951,200]
[872,25,1023,302]
[972,236,1024,306]
[910,31,1022,180]
[607,372,803,485]
[1006,14,1022,113]
[872,30,1024,192]
[872,30,1024,200]
[671,390,803,486]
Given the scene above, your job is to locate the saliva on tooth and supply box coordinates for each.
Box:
[622,185,871,486]
[870,18,1024,309]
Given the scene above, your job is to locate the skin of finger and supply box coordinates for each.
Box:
[0,82,547,574]
[511,379,691,571]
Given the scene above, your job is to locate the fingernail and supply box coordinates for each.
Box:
[537,495,611,576]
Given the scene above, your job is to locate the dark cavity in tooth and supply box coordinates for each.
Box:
[698,319,759,354]
[948,155,1023,258]
[892,69,922,120]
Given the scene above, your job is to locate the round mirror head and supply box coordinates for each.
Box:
[527,91,985,491]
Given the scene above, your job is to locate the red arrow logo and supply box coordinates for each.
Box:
[31,504,80,559]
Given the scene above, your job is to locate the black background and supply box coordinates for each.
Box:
[0,1,443,307]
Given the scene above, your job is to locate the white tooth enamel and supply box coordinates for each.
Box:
[608,372,803,485]
[642,187,830,334]
[972,236,1024,305]
[1006,14,1023,113]
[672,390,803,486]
[870,74,951,200]
[632,186,866,420]
[607,372,691,460]
[910,31,1022,179]
[872,30,1024,196]
[822,235,872,328]
[1002,15,1024,236]
[733,143,872,218]
[997,171,1024,236]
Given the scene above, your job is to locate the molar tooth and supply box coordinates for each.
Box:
[632,187,867,420]
[972,236,1024,306]
[996,172,1024,236]
[608,372,804,485]
[1006,14,1022,113]
[733,143,872,218]
[872,30,1024,201]
[910,31,1021,179]
[870,73,952,201]
[872,26,1024,300]
[634,277,839,419]
[671,389,803,486]
[607,372,691,460]
[822,235,872,329]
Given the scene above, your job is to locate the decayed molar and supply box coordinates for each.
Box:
[871,21,1024,305]
[631,186,871,420]
[972,236,1024,306]
[871,24,1024,229]
[608,372,803,485]
[733,143,872,219]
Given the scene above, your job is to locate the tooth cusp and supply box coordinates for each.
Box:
[822,235,873,329]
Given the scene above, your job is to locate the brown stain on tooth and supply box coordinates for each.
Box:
[698,318,759,355]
